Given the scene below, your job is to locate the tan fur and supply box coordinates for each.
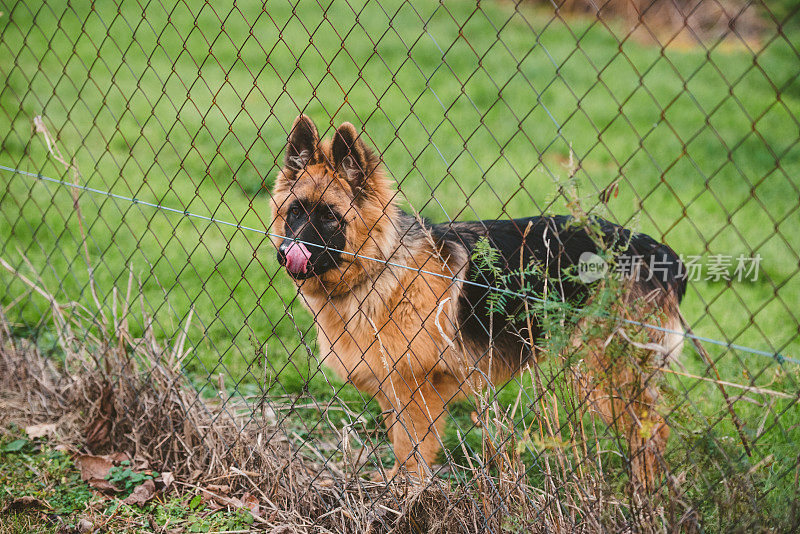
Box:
[271,118,683,483]
[572,288,683,491]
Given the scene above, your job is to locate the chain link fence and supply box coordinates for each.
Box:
[2,1,799,531]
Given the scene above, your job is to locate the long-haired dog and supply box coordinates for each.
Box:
[270,115,686,487]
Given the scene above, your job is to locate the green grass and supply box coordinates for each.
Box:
[1,0,799,527]
[0,428,255,534]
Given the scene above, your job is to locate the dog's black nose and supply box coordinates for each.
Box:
[277,243,288,266]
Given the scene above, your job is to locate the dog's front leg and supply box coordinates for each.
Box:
[378,376,447,481]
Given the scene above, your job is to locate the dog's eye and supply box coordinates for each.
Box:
[289,205,301,218]
[322,211,337,224]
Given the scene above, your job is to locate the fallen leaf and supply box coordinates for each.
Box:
[25,423,57,439]
[3,495,50,512]
[85,384,116,450]
[123,479,155,506]
[200,487,226,505]
[88,478,123,493]
[158,471,174,490]
[206,484,229,494]
[75,454,124,492]
[241,491,260,518]
[106,451,132,463]
[76,455,113,482]
[199,488,261,518]
[132,458,150,471]
[204,498,224,511]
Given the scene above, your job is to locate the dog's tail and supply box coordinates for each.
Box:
[627,237,687,364]
[661,310,685,364]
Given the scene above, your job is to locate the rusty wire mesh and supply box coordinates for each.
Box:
[1,0,799,531]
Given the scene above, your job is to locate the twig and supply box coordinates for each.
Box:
[659,367,793,399]
[681,314,753,457]
[33,115,106,327]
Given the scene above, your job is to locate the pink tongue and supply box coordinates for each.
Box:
[284,242,311,274]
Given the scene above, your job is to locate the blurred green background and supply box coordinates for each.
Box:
[1,1,799,523]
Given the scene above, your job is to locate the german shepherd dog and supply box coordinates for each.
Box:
[271,115,686,487]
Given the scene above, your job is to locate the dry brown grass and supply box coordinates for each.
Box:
[0,248,692,532]
[0,258,634,533]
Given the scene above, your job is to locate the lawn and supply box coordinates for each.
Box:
[1,0,799,528]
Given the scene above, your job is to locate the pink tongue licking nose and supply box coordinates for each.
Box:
[284,242,312,274]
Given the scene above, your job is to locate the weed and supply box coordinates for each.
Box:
[106,461,158,494]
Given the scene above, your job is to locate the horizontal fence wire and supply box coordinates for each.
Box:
[3,162,797,366]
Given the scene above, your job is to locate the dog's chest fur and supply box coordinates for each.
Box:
[300,231,466,394]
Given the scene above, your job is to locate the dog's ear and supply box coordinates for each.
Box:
[284,115,319,173]
[332,122,378,191]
